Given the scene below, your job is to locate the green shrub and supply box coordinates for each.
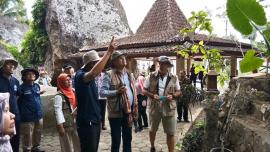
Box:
[182,121,205,152]
[0,40,29,66]
[21,0,48,67]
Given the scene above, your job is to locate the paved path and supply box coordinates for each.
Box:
[26,105,203,152]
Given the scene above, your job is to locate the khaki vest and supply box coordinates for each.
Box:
[106,70,138,118]
[147,71,178,117]
[57,92,75,130]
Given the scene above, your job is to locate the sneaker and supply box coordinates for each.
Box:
[150,147,156,152]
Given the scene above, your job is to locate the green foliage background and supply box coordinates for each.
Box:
[21,0,48,67]
[182,121,205,152]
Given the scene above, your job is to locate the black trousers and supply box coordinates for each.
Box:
[137,94,148,128]
[11,120,20,152]
[77,123,101,152]
[109,117,132,152]
[177,101,189,121]
[99,99,107,126]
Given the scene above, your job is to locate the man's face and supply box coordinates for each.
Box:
[113,55,126,69]
[64,67,74,76]
[24,71,36,82]
[159,62,171,75]
[2,62,16,75]
[179,71,186,79]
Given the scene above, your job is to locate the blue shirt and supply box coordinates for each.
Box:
[18,83,43,122]
[74,68,100,127]
[0,70,20,121]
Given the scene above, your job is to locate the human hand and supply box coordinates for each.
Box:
[58,125,65,136]
[108,36,118,53]
[117,86,127,94]
[167,95,173,102]
[153,94,160,100]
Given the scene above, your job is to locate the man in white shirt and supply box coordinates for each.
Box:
[143,56,181,152]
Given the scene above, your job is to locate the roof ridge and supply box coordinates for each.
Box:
[136,0,190,34]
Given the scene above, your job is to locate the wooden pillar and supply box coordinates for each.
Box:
[186,58,191,77]
[230,56,237,78]
[176,56,185,76]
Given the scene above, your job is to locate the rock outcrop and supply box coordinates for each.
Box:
[45,0,132,77]
[0,16,28,46]
[0,16,28,79]
[203,74,270,152]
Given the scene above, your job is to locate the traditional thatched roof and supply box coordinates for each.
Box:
[72,0,252,59]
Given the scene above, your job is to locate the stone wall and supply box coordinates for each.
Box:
[205,74,270,152]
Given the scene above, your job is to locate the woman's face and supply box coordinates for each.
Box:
[2,102,15,135]
[63,76,72,88]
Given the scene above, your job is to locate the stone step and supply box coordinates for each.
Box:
[226,116,270,152]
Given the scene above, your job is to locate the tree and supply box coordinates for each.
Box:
[177,11,229,86]
[21,0,48,68]
[0,0,27,22]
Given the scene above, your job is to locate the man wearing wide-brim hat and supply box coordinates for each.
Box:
[74,36,117,152]
[18,67,45,152]
[100,51,138,152]
[0,57,21,152]
[143,56,181,152]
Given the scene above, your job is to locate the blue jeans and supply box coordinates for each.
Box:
[77,123,101,152]
[109,117,132,152]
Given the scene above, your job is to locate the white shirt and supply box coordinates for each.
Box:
[144,74,180,96]
[54,95,65,125]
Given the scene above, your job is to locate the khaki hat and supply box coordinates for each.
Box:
[0,58,18,69]
[111,51,125,62]
[82,50,100,68]
[158,56,173,67]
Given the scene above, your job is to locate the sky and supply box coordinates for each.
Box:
[24,0,270,42]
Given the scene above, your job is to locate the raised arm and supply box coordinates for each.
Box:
[83,36,117,83]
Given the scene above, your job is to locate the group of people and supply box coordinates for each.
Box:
[0,58,45,152]
[0,36,198,152]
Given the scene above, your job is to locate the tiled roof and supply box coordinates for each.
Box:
[77,0,253,58]
[136,0,190,34]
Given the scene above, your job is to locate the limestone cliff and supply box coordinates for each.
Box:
[45,0,132,75]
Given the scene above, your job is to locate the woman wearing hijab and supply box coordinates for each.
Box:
[0,93,16,152]
[54,73,80,152]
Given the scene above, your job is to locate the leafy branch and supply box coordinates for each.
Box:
[177,11,229,86]
[226,0,269,74]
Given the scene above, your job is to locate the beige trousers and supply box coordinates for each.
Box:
[20,119,43,151]
[59,128,80,152]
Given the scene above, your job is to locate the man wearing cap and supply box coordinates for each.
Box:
[74,37,117,152]
[143,56,181,152]
[100,51,138,152]
[18,68,45,152]
[62,64,75,88]
[0,58,21,152]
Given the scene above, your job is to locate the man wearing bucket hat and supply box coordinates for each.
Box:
[0,57,21,152]
[18,68,45,152]
[74,36,117,152]
[143,56,181,152]
[100,51,138,152]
